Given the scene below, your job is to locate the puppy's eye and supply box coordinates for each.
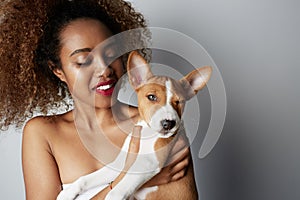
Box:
[147,94,157,101]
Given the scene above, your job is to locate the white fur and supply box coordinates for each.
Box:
[166,80,172,104]
[134,186,158,200]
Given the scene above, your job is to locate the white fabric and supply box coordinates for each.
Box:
[62,183,108,200]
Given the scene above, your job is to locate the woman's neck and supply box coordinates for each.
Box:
[72,100,130,131]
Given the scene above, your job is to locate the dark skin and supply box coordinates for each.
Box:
[22,18,190,199]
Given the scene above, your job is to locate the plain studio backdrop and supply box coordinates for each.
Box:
[1,0,299,199]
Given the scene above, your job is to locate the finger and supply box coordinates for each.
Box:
[166,146,190,166]
[124,125,141,170]
[169,156,189,176]
[171,170,186,182]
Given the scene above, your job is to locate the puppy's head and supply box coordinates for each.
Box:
[127,51,212,138]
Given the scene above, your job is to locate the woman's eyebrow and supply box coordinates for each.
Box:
[70,48,92,57]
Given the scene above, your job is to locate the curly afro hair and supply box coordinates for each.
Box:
[0,0,150,130]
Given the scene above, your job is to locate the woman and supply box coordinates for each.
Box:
[0,0,193,199]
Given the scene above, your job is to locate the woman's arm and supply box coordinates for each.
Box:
[22,117,62,200]
[142,133,191,187]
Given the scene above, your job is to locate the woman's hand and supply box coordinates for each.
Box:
[142,133,191,187]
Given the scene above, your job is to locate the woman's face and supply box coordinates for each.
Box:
[55,18,124,109]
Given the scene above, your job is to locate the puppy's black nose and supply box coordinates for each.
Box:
[161,119,176,131]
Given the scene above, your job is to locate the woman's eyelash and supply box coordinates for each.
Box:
[77,58,92,66]
[75,47,117,66]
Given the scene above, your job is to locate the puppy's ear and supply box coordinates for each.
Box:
[127,51,153,89]
[180,66,212,100]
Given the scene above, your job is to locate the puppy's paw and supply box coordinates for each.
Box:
[56,189,78,200]
[56,179,86,200]
[105,190,128,200]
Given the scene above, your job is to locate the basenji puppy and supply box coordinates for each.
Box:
[57,51,212,200]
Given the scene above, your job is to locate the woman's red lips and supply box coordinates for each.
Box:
[95,80,116,96]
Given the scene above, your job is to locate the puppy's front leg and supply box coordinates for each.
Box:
[57,136,132,200]
[57,165,121,200]
[105,153,160,200]
[56,147,130,200]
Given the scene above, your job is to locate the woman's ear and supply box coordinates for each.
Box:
[48,61,66,82]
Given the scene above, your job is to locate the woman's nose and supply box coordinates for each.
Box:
[95,65,113,78]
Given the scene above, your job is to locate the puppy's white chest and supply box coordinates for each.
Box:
[134,121,160,154]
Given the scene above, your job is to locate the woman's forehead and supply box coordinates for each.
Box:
[59,18,113,53]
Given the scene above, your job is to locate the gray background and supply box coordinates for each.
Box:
[1,0,300,199]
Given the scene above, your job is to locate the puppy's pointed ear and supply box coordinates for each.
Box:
[180,66,212,100]
[127,51,153,89]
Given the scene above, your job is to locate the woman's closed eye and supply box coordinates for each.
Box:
[76,56,93,67]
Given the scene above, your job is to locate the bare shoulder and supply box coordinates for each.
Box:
[22,117,55,153]
[22,111,73,143]
[24,115,56,135]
